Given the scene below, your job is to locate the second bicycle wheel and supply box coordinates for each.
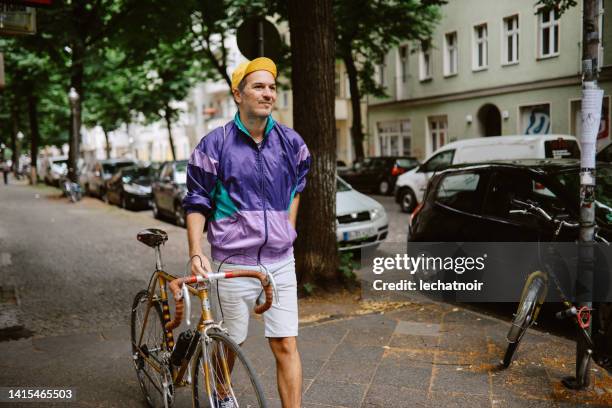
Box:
[131,289,174,407]
[502,272,548,368]
[192,329,266,408]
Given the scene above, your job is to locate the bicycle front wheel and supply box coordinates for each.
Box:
[192,329,266,408]
[502,272,547,368]
[131,289,173,407]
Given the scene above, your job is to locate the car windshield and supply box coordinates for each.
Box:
[554,166,612,226]
[175,161,188,185]
[123,167,152,183]
[103,161,134,175]
[336,177,352,192]
[397,158,418,168]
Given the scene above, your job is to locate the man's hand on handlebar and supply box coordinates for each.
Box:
[190,253,212,277]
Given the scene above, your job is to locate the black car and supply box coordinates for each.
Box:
[105,165,154,210]
[81,158,136,198]
[599,142,612,163]
[409,159,612,242]
[152,160,188,227]
[338,156,419,195]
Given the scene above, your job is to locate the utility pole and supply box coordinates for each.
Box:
[563,0,603,390]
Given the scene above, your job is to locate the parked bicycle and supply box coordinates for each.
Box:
[501,198,612,387]
[131,228,278,407]
[59,173,83,203]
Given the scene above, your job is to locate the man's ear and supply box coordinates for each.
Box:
[232,88,242,104]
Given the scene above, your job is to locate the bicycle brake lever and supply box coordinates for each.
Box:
[182,283,191,327]
[266,272,281,306]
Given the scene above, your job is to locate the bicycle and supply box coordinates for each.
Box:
[131,228,279,407]
[501,199,612,388]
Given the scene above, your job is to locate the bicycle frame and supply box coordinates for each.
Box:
[134,248,217,388]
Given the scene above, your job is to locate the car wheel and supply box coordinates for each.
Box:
[174,203,186,228]
[378,179,391,195]
[399,188,417,213]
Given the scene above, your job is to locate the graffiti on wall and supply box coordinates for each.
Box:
[521,104,551,135]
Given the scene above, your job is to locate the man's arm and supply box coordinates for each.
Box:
[288,193,300,229]
[187,212,212,275]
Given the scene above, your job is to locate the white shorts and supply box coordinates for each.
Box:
[211,256,298,344]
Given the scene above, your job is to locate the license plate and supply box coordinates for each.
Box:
[344,228,376,241]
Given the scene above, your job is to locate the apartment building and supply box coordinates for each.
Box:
[368,0,612,161]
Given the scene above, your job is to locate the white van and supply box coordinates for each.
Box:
[394,134,580,212]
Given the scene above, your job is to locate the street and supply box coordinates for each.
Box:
[1,182,611,408]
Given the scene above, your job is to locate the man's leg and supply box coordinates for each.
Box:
[269,336,302,408]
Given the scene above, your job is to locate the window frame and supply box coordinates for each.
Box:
[419,42,432,81]
[502,14,520,65]
[537,7,560,59]
[443,31,459,77]
[472,23,488,71]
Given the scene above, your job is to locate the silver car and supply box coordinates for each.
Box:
[336,176,388,251]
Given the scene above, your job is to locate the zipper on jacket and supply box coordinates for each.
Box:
[256,144,268,264]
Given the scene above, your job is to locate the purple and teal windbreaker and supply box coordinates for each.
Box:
[183,114,311,265]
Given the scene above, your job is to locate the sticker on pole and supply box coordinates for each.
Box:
[581,85,604,168]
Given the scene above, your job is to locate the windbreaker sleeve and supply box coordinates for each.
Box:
[295,137,311,193]
[182,133,221,217]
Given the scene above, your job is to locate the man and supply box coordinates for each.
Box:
[183,57,310,408]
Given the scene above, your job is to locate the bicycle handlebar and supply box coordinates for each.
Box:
[165,270,274,331]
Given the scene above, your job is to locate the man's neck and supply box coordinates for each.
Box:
[238,111,267,143]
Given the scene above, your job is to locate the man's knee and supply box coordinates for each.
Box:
[268,336,298,359]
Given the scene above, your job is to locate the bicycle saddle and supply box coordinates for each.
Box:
[137,228,168,248]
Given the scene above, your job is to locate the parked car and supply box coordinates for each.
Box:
[339,156,419,195]
[336,176,389,251]
[337,160,349,172]
[395,134,581,213]
[152,160,188,227]
[408,159,612,243]
[81,158,136,198]
[41,156,68,186]
[105,165,154,210]
[598,141,612,163]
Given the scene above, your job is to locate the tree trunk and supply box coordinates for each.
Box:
[10,103,18,176]
[102,128,111,159]
[288,0,340,287]
[28,94,40,184]
[164,108,177,161]
[342,52,365,162]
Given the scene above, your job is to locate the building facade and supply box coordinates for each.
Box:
[368,0,612,161]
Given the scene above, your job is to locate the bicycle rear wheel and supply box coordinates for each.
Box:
[192,329,266,408]
[502,272,547,368]
[131,289,173,407]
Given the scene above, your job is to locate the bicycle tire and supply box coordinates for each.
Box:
[131,289,173,407]
[192,329,267,408]
[502,272,547,368]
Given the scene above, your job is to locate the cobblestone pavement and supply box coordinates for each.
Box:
[0,182,610,407]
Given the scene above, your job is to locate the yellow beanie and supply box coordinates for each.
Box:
[231,57,277,91]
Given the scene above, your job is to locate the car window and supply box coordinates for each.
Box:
[103,161,134,175]
[397,158,418,168]
[544,139,580,159]
[174,161,188,185]
[336,177,352,192]
[421,150,455,173]
[598,144,612,163]
[483,170,566,222]
[555,166,612,227]
[435,172,483,213]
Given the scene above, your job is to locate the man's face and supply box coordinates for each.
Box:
[233,70,277,118]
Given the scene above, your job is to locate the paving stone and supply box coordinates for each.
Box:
[428,392,492,408]
[328,342,385,363]
[389,333,440,350]
[299,339,341,361]
[394,320,440,337]
[431,365,490,396]
[372,351,433,390]
[303,380,366,407]
[317,358,379,384]
[362,384,429,408]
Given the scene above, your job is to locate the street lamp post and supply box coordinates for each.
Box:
[68,87,80,183]
[16,131,24,178]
